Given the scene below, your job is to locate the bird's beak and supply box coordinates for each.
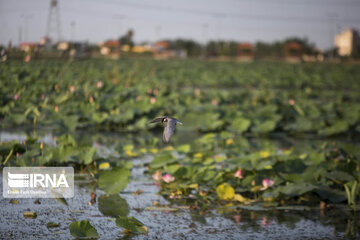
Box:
[177,121,183,125]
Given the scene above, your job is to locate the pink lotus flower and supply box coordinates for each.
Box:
[233,169,243,179]
[136,96,142,101]
[96,81,103,88]
[233,215,241,225]
[152,170,162,181]
[70,85,75,93]
[14,94,20,101]
[261,216,272,227]
[169,193,182,199]
[147,88,152,94]
[162,173,175,183]
[153,89,159,95]
[194,88,200,96]
[288,99,295,105]
[211,99,218,105]
[150,97,156,104]
[41,94,45,100]
[260,179,274,191]
[54,106,59,112]
[24,55,31,62]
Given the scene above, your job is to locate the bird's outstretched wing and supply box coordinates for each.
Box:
[149,116,166,123]
[170,117,183,125]
[163,118,177,143]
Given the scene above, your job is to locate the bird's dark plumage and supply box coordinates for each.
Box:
[149,116,183,143]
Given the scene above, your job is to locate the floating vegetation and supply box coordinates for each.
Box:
[69,220,99,239]
[1,59,360,238]
[0,59,359,136]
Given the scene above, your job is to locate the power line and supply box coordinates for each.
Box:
[234,0,360,6]
[2,0,360,23]
[63,7,352,37]
[85,0,360,23]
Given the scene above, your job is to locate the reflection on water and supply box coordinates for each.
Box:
[0,129,359,239]
[1,128,359,153]
[2,162,356,239]
[221,207,358,239]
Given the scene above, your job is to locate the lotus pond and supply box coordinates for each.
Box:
[0,59,360,239]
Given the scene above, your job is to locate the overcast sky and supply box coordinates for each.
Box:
[1,0,360,50]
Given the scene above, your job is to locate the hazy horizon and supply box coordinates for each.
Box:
[1,0,360,50]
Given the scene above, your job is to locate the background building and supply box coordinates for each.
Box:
[335,29,360,57]
[237,43,254,61]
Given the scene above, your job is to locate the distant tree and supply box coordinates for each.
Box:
[218,41,228,56]
[205,41,218,57]
[118,29,134,49]
[255,37,318,59]
[172,39,202,57]
[228,41,238,57]
[284,37,317,55]
[204,41,237,57]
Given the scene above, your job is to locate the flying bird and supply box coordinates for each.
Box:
[149,116,183,143]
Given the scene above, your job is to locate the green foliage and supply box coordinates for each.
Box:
[98,194,129,217]
[1,59,360,238]
[150,152,177,168]
[146,132,360,205]
[115,216,148,234]
[98,167,131,194]
[1,59,359,136]
[69,220,99,239]
[228,117,251,134]
[216,183,235,200]
[344,181,358,208]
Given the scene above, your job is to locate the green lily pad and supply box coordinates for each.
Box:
[116,216,148,234]
[69,220,99,239]
[216,183,235,200]
[12,113,27,125]
[98,167,131,194]
[71,147,96,165]
[149,152,177,169]
[315,186,347,203]
[318,120,348,136]
[228,117,251,134]
[279,183,316,197]
[326,171,355,182]
[98,194,129,217]
[177,144,191,154]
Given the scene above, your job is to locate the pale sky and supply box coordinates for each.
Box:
[1,0,360,50]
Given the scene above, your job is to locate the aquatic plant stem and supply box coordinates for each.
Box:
[3,148,14,166]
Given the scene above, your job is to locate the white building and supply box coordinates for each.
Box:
[334,29,360,56]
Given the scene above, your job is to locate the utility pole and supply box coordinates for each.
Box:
[202,24,208,44]
[202,24,208,57]
[71,21,76,41]
[327,12,338,51]
[155,25,162,41]
[214,13,225,41]
[113,14,126,38]
[18,26,22,45]
[21,14,32,42]
[46,0,62,42]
